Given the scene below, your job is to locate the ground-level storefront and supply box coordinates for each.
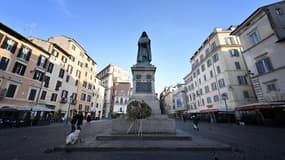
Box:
[235,102,285,126]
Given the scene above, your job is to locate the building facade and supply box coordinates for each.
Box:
[48,36,101,118]
[97,64,130,118]
[0,23,104,123]
[160,85,179,115]
[184,26,256,121]
[0,23,51,108]
[112,82,131,114]
[232,1,285,103]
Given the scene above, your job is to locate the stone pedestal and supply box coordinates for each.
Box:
[112,115,176,134]
[111,63,176,134]
[130,64,161,114]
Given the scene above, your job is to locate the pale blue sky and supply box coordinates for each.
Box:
[0,0,279,93]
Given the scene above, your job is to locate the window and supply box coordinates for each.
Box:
[37,56,47,68]
[196,69,200,75]
[275,8,283,15]
[243,91,250,98]
[210,70,213,78]
[6,84,17,98]
[61,56,67,63]
[28,89,37,101]
[213,54,219,62]
[83,81,87,88]
[235,62,241,70]
[87,95,91,102]
[1,38,17,53]
[67,65,73,74]
[17,46,31,61]
[218,79,225,88]
[52,49,58,57]
[79,104,82,111]
[0,56,10,70]
[237,76,248,85]
[221,93,228,100]
[267,83,277,92]
[207,59,212,67]
[207,97,212,104]
[200,54,204,61]
[44,76,50,88]
[205,85,210,93]
[55,81,62,91]
[61,90,68,98]
[47,63,54,73]
[88,83,92,90]
[12,62,26,75]
[256,57,273,74]
[51,93,57,101]
[75,80,78,86]
[76,70,81,78]
[229,49,240,57]
[211,82,217,91]
[81,93,86,101]
[225,37,237,45]
[216,66,221,74]
[59,69,65,78]
[40,91,47,100]
[205,48,210,56]
[211,42,217,50]
[201,64,205,72]
[213,95,219,102]
[204,75,207,81]
[70,56,75,62]
[71,44,76,50]
[33,70,44,81]
[249,31,260,45]
[66,75,70,82]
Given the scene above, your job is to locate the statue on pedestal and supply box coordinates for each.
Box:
[137,32,152,64]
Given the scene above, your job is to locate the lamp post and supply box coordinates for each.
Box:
[221,93,229,123]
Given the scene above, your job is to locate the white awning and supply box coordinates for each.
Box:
[32,105,54,112]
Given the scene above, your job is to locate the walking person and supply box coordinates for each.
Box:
[71,110,78,132]
[86,114,91,123]
[192,114,200,131]
[76,112,84,130]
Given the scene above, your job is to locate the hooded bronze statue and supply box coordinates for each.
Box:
[137,32,152,64]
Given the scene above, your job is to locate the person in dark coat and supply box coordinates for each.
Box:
[71,110,78,132]
[77,112,84,130]
[86,114,91,123]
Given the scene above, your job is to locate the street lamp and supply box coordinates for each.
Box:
[221,93,229,123]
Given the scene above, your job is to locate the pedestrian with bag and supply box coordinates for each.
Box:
[71,110,78,132]
[77,112,84,130]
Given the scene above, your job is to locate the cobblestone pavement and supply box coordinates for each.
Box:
[0,119,284,160]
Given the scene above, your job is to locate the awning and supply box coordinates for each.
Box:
[236,102,285,111]
[32,105,54,112]
[0,105,32,111]
[200,108,219,113]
